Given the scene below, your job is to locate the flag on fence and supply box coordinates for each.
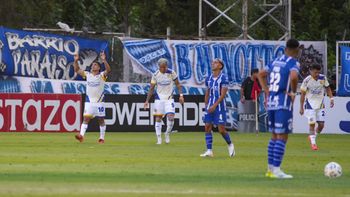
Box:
[250,79,261,101]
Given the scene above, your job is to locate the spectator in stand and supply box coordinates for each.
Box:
[240,68,261,103]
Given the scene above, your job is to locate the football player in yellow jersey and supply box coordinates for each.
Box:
[299,64,334,150]
[144,58,184,144]
[73,51,111,143]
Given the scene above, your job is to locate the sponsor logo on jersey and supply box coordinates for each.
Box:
[158,80,171,86]
[87,81,101,87]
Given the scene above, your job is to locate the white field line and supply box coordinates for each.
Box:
[0,187,344,197]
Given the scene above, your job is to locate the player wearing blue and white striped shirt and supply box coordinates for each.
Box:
[200,59,235,158]
[258,39,300,179]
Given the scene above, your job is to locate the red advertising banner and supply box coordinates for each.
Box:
[0,93,81,132]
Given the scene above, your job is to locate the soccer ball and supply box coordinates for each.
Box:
[324,162,342,178]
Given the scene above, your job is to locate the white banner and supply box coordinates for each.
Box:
[6,76,350,133]
[0,75,207,95]
[0,75,241,129]
[122,39,327,87]
[293,95,350,134]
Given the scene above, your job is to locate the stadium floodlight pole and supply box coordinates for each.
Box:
[199,0,290,40]
[278,32,288,41]
[336,41,339,91]
[324,37,328,80]
[242,0,248,40]
[167,27,171,40]
[199,0,202,40]
[111,36,117,62]
[206,0,240,28]
[203,0,242,29]
[287,0,292,39]
[248,2,284,30]
[127,26,131,37]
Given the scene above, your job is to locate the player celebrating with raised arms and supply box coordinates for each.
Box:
[200,58,235,158]
[299,64,334,150]
[74,51,111,143]
[258,38,300,179]
[144,58,184,145]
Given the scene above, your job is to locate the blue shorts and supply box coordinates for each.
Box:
[268,110,293,134]
[204,109,227,125]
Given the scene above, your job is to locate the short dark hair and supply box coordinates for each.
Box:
[92,61,101,71]
[310,64,322,71]
[92,61,101,67]
[286,38,300,49]
[251,68,259,75]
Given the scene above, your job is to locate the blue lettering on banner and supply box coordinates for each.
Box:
[77,83,86,93]
[274,45,285,58]
[123,39,173,74]
[30,80,54,93]
[262,44,275,66]
[247,44,260,72]
[232,44,247,83]
[121,39,307,87]
[0,27,109,80]
[174,44,191,81]
[62,82,120,94]
[0,76,21,92]
[105,84,120,95]
[128,84,150,95]
[338,46,350,96]
[174,86,206,96]
[62,82,85,94]
[194,44,211,84]
[346,52,350,60]
[212,43,237,84]
[186,87,206,95]
[339,101,350,133]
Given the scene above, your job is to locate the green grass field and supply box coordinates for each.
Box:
[0,132,349,197]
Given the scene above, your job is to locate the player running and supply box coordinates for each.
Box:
[144,58,184,145]
[299,64,334,150]
[258,39,300,179]
[200,58,235,158]
[73,51,111,143]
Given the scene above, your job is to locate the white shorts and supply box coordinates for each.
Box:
[153,99,175,116]
[304,109,325,124]
[84,102,105,118]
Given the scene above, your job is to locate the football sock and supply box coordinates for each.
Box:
[273,139,286,168]
[315,128,320,141]
[221,132,232,145]
[99,125,106,140]
[166,119,174,133]
[80,123,88,136]
[205,132,213,150]
[316,125,323,134]
[155,121,162,137]
[267,139,276,171]
[315,132,318,142]
[309,134,316,145]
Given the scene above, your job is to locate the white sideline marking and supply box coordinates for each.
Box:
[0,187,332,196]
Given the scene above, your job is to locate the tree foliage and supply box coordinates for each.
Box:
[1,0,350,69]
